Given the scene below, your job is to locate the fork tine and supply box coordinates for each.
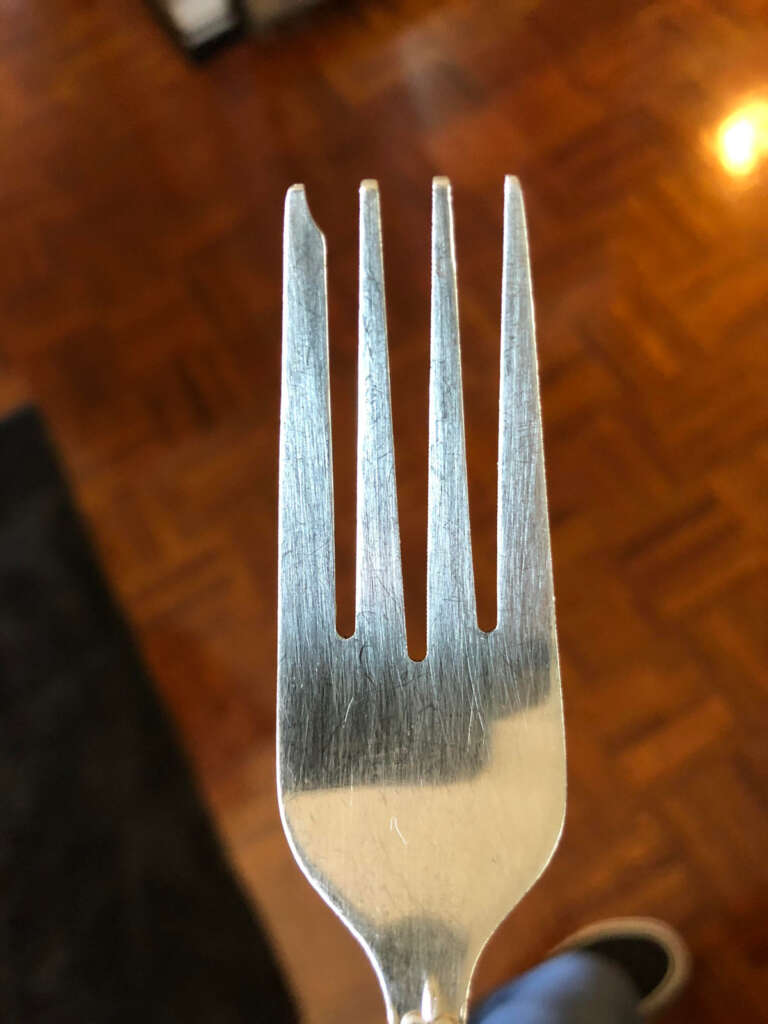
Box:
[427,177,477,651]
[355,181,406,647]
[497,176,554,638]
[279,185,336,643]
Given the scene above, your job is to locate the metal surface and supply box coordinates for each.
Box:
[277,177,566,1024]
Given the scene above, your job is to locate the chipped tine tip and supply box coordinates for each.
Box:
[285,183,308,216]
[360,178,379,193]
[286,183,307,202]
[284,183,323,237]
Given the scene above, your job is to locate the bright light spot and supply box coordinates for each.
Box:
[722,119,757,172]
[717,101,768,175]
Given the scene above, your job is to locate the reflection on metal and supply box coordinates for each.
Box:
[277,179,566,1024]
[716,100,768,176]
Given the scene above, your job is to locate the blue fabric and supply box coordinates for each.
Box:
[471,951,641,1024]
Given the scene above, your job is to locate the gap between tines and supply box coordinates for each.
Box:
[332,180,502,650]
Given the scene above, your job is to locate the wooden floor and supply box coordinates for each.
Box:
[2,0,767,1020]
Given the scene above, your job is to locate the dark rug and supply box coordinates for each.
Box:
[0,406,298,1023]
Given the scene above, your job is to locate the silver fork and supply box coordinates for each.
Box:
[277,177,566,1024]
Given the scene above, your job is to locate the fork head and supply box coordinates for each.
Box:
[277,178,565,1024]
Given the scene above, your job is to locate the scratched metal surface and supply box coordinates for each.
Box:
[277,178,565,1024]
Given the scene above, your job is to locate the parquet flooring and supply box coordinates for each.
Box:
[1,0,767,1020]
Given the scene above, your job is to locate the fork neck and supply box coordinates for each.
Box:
[380,956,470,1024]
[400,1014,460,1024]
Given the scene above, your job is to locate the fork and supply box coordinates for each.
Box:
[277,177,566,1024]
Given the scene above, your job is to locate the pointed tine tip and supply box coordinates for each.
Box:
[432,178,453,217]
[504,173,522,195]
[431,177,456,261]
[506,175,532,227]
[359,180,381,222]
[503,175,530,262]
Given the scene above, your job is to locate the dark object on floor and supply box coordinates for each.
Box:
[238,0,326,31]
[555,917,692,1019]
[146,0,241,57]
[0,406,297,1023]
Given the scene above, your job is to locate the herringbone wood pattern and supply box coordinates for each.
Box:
[1,0,766,1020]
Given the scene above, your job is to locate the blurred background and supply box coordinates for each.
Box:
[1,0,767,1021]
